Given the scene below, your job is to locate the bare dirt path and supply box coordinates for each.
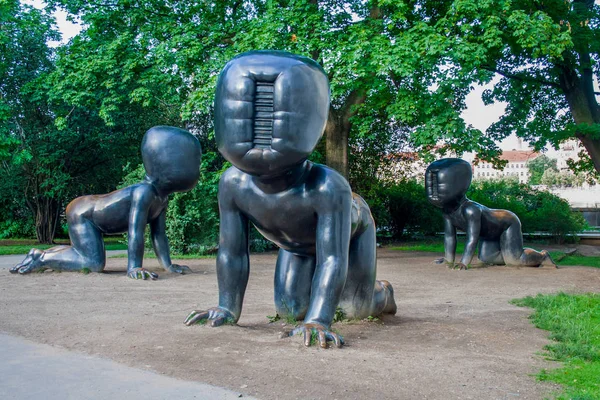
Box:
[1,248,599,399]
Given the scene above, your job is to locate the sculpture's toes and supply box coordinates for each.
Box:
[540,250,558,268]
[380,280,397,315]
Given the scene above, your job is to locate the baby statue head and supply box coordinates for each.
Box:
[214,50,330,177]
[425,158,472,208]
[141,126,202,193]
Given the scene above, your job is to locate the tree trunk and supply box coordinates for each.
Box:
[34,197,60,244]
[324,89,367,178]
[325,108,348,178]
[560,83,600,174]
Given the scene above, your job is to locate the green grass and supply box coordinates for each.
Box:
[108,252,215,259]
[390,241,600,269]
[550,252,600,268]
[389,239,465,254]
[0,238,127,255]
[511,293,600,399]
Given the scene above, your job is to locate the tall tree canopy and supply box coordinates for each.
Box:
[45,0,600,178]
[0,0,177,243]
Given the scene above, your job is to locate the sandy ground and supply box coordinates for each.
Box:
[1,248,600,400]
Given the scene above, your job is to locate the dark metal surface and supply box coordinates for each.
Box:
[185,51,396,347]
[10,126,202,280]
[425,158,555,269]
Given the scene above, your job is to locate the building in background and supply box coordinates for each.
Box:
[469,150,540,184]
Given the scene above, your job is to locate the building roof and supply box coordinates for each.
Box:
[500,150,540,162]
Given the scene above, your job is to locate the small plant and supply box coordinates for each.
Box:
[333,306,346,323]
[310,330,319,346]
[267,314,281,323]
[81,267,91,275]
[365,315,380,322]
[284,314,298,325]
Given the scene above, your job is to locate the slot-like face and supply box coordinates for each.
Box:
[142,126,202,193]
[425,158,472,207]
[214,51,330,177]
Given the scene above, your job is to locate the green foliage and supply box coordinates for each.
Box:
[1,0,176,243]
[540,169,585,188]
[119,149,225,254]
[468,179,587,243]
[361,180,443,239]
[528,155,558,185]
[512,293,600,399]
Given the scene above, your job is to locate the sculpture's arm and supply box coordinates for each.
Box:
[127,186,157,279]
[150,208,191,274]
[214,196,249,321]
[443,215,457,265]
[460,206,482,267]
[303,197,351,329]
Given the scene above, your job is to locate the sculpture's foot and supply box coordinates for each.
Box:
[540,250,558,268]
[380,280,397,315]
[10,249,44,274]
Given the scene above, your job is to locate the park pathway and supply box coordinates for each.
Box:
[0,333,254,400]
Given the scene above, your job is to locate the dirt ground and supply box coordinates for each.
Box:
[1,248,600,400]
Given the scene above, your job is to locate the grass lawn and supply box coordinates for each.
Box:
[0,237,127,255]
[389,240,465,254]
[550,251,600,269]
[512,293,600,400]
[389,240,600,268]
[109,252,215,259]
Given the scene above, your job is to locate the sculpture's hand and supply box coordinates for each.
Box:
[127,267,158,280]
[288,322,344,349]
[184,307,235,327]
[452,262,469,270]
[166,263,192,274]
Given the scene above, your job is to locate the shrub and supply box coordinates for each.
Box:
[468,178,586,243]
[359,179,443,239]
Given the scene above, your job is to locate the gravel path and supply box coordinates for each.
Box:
[1,248,599,399]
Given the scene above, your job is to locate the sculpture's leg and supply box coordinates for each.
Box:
[500,221,552,267]
[478,240,504,265]
[12,215,106,274]
[341,222,397,319]
[274,249,315,321]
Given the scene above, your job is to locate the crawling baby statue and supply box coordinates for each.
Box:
[425,158,555,270]
[184,51,396,348]
[11,126,201,280]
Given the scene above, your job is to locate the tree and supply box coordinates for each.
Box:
[45,0,422,179]
[540,168,585,187]
[0,1,61,242]
[378,0,600,175]
[528,155,558,184]
[0,1,178,243]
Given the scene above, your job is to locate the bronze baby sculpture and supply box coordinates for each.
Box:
[185,51,397,348]
[425,158,555,270]
[11,126,202,280]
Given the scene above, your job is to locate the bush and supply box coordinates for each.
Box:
[119,151,223,254]
[359,179,443,239]
[468,178,586,243]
